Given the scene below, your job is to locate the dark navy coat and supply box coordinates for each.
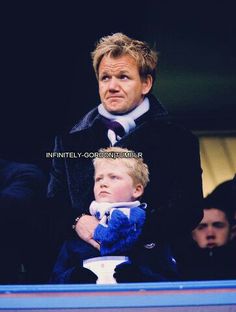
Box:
[48,94,203,281]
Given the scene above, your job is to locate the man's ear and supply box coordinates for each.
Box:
[142,74,153,95]
[133,184,144,199]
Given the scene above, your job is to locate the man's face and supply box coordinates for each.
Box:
[94,161,143,203]
[192,208,230,248]
[98,54,152,114]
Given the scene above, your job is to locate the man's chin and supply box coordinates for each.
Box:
[107,108,126,115]
[104,103,128,115]
[206,243,217,248]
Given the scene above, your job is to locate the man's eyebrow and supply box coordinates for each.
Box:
[119,70,130,75]
[213,221,225,226]
[100,69,129,74]
[99,70,109,75]
[198,222,207,227]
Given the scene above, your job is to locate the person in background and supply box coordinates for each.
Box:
[0,158,49,284]
[48,32,203,281]
[174,195,236,280]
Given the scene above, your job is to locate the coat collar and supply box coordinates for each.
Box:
[70,94,168,134]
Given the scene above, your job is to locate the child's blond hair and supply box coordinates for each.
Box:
[93,147,149,188]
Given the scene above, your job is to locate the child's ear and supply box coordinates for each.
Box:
[133,184,144,199]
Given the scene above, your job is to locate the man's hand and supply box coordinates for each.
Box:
[75,215,100,250]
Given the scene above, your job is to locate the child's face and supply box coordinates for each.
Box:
[94,160,143,203]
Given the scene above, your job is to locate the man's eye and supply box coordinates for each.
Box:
[213,222,225,229]
[120,75,128,80]
[111,175,119,179]
[100,75,109,81]
[196,224,207,230]
[95,177,102,182]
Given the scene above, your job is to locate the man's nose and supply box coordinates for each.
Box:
[108,77,119,91]
[206,226,215,238]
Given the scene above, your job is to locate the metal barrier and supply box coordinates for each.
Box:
[0,280,236,311]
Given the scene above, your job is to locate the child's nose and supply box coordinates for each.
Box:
[100,178,108,187]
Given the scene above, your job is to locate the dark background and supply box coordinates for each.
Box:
[1,1,235,172]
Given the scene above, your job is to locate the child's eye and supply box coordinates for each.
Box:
[111,175,120,180]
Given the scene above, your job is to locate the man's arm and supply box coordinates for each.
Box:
[47,136,68,202]
[50,241,98,284]
[74,215,100,250]
[47,135,75,251]
[142,128,203,243]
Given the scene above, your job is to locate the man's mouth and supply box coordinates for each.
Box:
[107,95,123,100]
[206,242,217,248]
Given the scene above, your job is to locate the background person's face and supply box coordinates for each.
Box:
[98,54,152,114]
[192,208,230,248]
[94,161,142,203]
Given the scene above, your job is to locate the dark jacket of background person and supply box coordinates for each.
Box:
[175,239,236,281]
[0,158,49,283]
[47,94,203,281]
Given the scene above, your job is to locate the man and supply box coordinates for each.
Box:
[192,206,231,249]
[174,196,236,280]
[48,33,203,281]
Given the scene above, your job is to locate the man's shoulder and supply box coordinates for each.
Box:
[146,94,197,140]
[70,107,99,134]
[53,106,99,142]
[147,117,198,141]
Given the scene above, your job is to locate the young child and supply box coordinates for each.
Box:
[50,147,149,283]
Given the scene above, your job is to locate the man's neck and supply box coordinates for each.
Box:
[98,97,150,121]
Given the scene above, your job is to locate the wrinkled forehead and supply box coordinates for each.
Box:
[98,54,138,74]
